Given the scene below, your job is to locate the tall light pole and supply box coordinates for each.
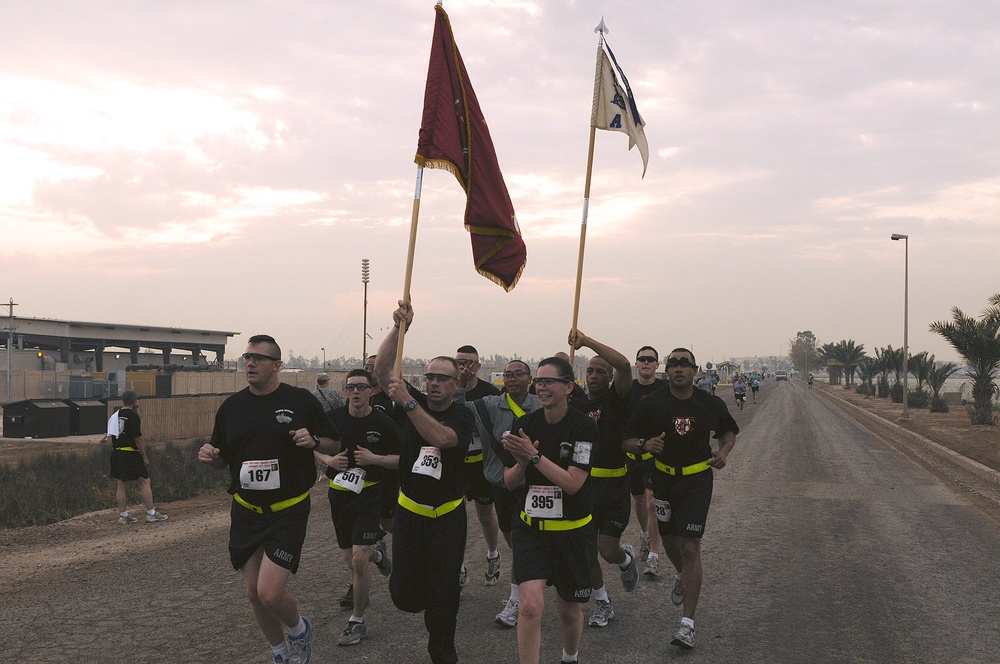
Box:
[362,259,370,361]
[321,347,326,371]
[891,233,909,419]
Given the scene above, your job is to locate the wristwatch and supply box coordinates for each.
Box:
[404,399,418,412]
[637,438,646,451]
[530,453,542,465]
[310,434,321,450]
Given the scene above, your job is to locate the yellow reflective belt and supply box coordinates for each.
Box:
[329,479,380,492]
[626,451,653,461]
[113,446,139,452]
[519,511,592,531]
[233,490,309,514]
[654,459,712,476]
[464,452,484,464]
[397,492,464,519]
[590,466,627,478]
[506,393,527,418]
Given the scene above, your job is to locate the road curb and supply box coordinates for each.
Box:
[814,386,1000,486]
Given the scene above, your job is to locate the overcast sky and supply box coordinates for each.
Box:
[2,0,997,368]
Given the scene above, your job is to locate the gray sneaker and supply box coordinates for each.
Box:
[495,598,519,627]
[619,543,639,592]
[271,653,289,664]
[337,620,366,646]
[485,552,501,586]
[372,538,392,577]
[638,535,650,562]
[671,622,695,649]
[588,599,614,627]
[288,615,312,664]
[643,554,660,577]
[118,514,137,525]
[145,511,168,523]
[671,574,684,606]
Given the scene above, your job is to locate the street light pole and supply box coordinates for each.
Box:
[362,259,370,361]
[321,347,326,371]
[891,233,909,419]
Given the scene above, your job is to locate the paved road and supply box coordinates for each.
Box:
[2,378,998,662]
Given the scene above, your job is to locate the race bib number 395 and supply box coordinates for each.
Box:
[524,485,563,519]
[240,459,281,490]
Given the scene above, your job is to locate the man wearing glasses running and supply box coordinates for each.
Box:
[373,301,474,664]
[623,348,738,651]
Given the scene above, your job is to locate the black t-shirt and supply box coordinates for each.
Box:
[325,406,401,484]
[463,379,501,401]
[211,383,339,503]
[571,387,630,470]
[112,408,142,449]
[625,387,739,468]
[630,378,665,412]
[397,394,474,507]
[502,408,599,522]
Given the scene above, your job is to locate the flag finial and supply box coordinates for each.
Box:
[594,17,608,35]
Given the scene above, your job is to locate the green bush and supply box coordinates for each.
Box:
[0,439,228,529]
[907,389,929,409]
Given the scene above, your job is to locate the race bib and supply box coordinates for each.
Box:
[411,445,443,480]
[468,432,483,453]
[240,459,280,490]
[332,467,367,494]
[524,485,563,519]
[653,498,672,522]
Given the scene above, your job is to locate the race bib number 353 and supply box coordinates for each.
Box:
[240,459,281,490]
[411,446,443,480]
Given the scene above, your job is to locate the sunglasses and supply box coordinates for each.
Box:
[533,377,572,388]
[665,357,697,368]
[455,359,476,366]
[503,370,530,379]
[242,352,280,363]
[345,383,371,392]
[363,364,375,372]
[424,373,458,383]
[636,356,658,363]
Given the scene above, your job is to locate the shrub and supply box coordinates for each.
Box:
[930,396,950,413]
[907,389,929,409]
[0,438,228,529]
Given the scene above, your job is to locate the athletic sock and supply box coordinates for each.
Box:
[349,615,364,623]
[120,511,129,518]
[147,509,157,516]
[510,583,520,602]
[619,551,633,570]
[594,585,609,602]
[640,531,650,541]
[487,549,499,559]
[681,617,695,629]
[288,617,307,639]
[648,552,659,561]
[562,648,579,662]
[272,642,290,658]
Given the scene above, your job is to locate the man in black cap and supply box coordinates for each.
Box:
[107,389,168,524]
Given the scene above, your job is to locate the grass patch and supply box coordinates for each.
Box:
[0,439,229,529]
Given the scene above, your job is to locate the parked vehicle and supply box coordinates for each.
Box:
[775,370,788,381]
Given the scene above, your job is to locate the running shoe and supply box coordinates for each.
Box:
[145,511,168,523]
[643,554,660,577]
[287,616,312,664]
[372,538,392,577]
[118,514,137,525]
[495,598,519,627]
[671,622,695,649]
[670,574,684,606]
[485,552,501,586]
[619,543,639,592]
[588,599,614,627]
[337,620,366,646]
[339,584,354,608]
[271,653,289,664]
[638,534,650,562]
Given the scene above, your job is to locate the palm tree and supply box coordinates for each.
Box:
[929,294,1000,425]
[857,357,879,397]
[907,351,932,407]
[818,343,843,384]
[875,346,895,398]
[840,340,866,386]
[927,361,961,413]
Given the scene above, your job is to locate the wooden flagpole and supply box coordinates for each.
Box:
[395,167,423,377]
[569,22,608,363]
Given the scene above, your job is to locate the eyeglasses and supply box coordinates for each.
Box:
[503,370,530,379]
[242,353,280,363]
[345,383,371,392]
[665,357,697,369]
[636,356,658,364]
[455,359,476,367]
[533,377,571,388]
[424,373,458,383]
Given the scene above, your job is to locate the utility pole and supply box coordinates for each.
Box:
[362,259,370,361]
[4,298,17,403]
